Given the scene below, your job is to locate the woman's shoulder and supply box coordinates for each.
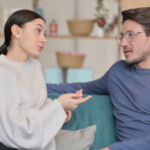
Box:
[0,66,17,83]
[0,62,14,74]
[0,55,18,79]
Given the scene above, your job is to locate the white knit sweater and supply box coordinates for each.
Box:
[0,54,67,150]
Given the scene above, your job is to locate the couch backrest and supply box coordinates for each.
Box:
[48,93,116,150]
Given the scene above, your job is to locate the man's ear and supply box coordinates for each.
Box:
[11,24,21,39]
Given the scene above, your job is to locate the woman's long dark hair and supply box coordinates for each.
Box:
[0,9,45,55]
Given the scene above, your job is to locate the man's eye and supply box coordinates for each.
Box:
[127,32,133,37]
[120,35,124,39]
[129,33,133,37]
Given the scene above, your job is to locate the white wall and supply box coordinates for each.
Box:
[0,0,125,80]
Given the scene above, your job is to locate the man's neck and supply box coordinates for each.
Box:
[134,61,150,69]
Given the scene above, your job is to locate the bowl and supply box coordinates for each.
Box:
[121,0,150,9]
[56,52,85,68]
[67,19,94,36]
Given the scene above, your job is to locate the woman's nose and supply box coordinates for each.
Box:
[41,35,47,43]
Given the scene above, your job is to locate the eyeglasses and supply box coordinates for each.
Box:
[116,30,145,45]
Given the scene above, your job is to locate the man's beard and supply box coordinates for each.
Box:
[123,46,149,65]
[126,54,146,65]
[125,51,149,65]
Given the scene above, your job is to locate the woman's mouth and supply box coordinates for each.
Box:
[37,46,43,51]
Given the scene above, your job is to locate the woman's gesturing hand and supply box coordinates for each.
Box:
[64,89,83,123]
[57,91,92,110]
[64,110,72,123]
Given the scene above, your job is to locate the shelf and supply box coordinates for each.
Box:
[0,34,117,40]
[46,35,117,40]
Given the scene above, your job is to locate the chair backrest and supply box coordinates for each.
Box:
[66,68,93,83]
[45,68,63,84]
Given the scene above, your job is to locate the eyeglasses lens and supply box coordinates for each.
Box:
[126,31,133,42]
[117,35,123,44]
[117,31,134,44]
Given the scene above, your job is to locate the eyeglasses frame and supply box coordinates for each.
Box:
[116,30,148,45]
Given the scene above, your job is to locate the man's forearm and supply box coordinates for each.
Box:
[46,83,84,94]
[108,134,150,150]
[47,76,109,95]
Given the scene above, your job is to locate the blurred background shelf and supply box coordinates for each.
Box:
[46,35,116,40]
[0,0,122,80]
[0,34,116,40]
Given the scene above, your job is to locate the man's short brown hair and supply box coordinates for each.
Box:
[122,7,150,36]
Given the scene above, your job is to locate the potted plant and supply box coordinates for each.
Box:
[95,0,109,36]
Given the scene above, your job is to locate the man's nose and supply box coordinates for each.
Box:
[120,36,129,47]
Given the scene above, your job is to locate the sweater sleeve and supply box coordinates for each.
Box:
[109,135,150,150]
[0,69,67,149]
[46,70,110,95]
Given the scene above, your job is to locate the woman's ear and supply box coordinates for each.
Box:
[11,24,21,39]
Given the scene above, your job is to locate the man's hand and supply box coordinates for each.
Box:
[100,147,110,150]
[64,110,72,123]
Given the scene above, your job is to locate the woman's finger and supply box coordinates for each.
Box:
[68,110,72,120]
[77,95,92,104]
[76,90,81,100]
[68,93,83,98]
[79,89,83,99]
[64,110,72,123]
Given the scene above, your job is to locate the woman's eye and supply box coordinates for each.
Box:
[37,29,41,33]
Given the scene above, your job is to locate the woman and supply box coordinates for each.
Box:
[0,9,91,150]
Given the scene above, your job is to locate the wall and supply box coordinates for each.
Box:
[0,0,125,80]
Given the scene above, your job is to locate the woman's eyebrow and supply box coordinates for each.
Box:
[36,24,46,32]
[36,24,43,28]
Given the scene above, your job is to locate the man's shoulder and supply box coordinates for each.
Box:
[109,60,132,73]
[111,60,126,69]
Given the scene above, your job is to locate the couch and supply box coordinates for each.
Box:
[48,93,117,150]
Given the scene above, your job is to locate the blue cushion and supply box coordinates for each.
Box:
[66,68,93,83]
[48,93,116,150]
[45,68,63,84]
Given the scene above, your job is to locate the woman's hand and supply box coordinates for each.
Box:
[64,110,72,123]
[64,89,83,123]
[76,89,83,100]
[100,147,110,150]
[57,90,92,110]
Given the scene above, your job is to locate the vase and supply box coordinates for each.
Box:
[97,27,104,37]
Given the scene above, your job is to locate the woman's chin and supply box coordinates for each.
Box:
[31,53,40,58]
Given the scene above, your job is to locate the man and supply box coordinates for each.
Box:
[47,7,150,150]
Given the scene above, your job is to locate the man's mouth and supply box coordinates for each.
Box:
[123,49,132,56]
